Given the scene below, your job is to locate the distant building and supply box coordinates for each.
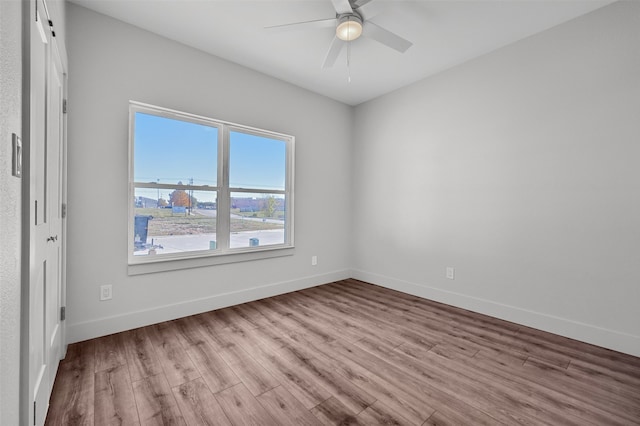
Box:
[231,197,284,212]
[135,196,159,208]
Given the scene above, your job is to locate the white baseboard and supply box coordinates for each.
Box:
[351,269,640,358]
[66,269,351,344]
[67,268,640,358]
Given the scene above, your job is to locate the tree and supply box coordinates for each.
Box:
[157,198,168,207]
[261,195,277,218]
[170,189,190,207]
[169,182,197,209]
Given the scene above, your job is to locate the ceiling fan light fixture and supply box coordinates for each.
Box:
[336,14,363,41]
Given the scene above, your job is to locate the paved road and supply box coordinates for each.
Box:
[194,208,217,217]
[195,208,283,224]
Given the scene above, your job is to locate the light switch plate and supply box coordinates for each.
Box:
[12,133,22,178]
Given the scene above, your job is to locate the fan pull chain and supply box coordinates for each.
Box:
[347,41,352,83]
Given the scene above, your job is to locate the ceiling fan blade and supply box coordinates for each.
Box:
[363,21,413,53]
[356,0,385,20]
[331,0,353,14]
[352,0,373,9]
[322,36,344,68]
[265,17,337,32]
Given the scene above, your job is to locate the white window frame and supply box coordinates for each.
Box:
[128,101,294,270]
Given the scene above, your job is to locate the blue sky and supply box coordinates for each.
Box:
[134,112,286,203]
[134,113,218,186]
[229,130,285,190]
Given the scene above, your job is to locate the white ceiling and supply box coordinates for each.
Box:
[70,0,615,105]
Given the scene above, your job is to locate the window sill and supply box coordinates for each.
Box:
[127,246,295,275]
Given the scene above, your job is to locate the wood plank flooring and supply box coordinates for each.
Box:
[45,279,640,425]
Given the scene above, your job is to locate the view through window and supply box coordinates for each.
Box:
[129,102,294,264]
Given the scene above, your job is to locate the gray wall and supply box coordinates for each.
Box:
[65,4,353,342]
[66,1,640,357]
[352,1,640,356]
[0,1,22,424]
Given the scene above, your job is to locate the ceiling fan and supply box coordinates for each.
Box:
[266,0,413,69]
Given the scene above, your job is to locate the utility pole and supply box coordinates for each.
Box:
[189,177,194,214]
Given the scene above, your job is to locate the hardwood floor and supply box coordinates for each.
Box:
[45,279,640,425]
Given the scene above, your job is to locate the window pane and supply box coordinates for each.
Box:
[129,102,294,266]
[134,112,218,186]
[229,131,285,190]
[133,188,217,256]
[230,192,285,249]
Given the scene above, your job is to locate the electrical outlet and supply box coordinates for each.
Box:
[100,285,112,301]
[446,267,455,280]
[311,255,318,266]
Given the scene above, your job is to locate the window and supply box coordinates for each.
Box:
[128,102,294,266]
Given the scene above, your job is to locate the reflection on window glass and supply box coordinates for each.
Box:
[230,192,285,249]
[230,131,285,190]
[134,112,218,186]
[133,188,217,256]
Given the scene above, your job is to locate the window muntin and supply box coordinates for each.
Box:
[129,102,294,265]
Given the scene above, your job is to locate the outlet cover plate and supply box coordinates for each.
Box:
[446,267,455,280]
[100,285,112,301]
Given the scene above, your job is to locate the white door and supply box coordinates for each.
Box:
[30,4,51,424]
[45,32,65,394]
[28,1,66,424]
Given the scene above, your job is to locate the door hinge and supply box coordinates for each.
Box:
[48,19,56,37]
[61,202,67,218]
[60,306,66,321]
[63,99,67,114]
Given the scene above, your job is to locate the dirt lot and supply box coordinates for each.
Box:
[135,208,282,236]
